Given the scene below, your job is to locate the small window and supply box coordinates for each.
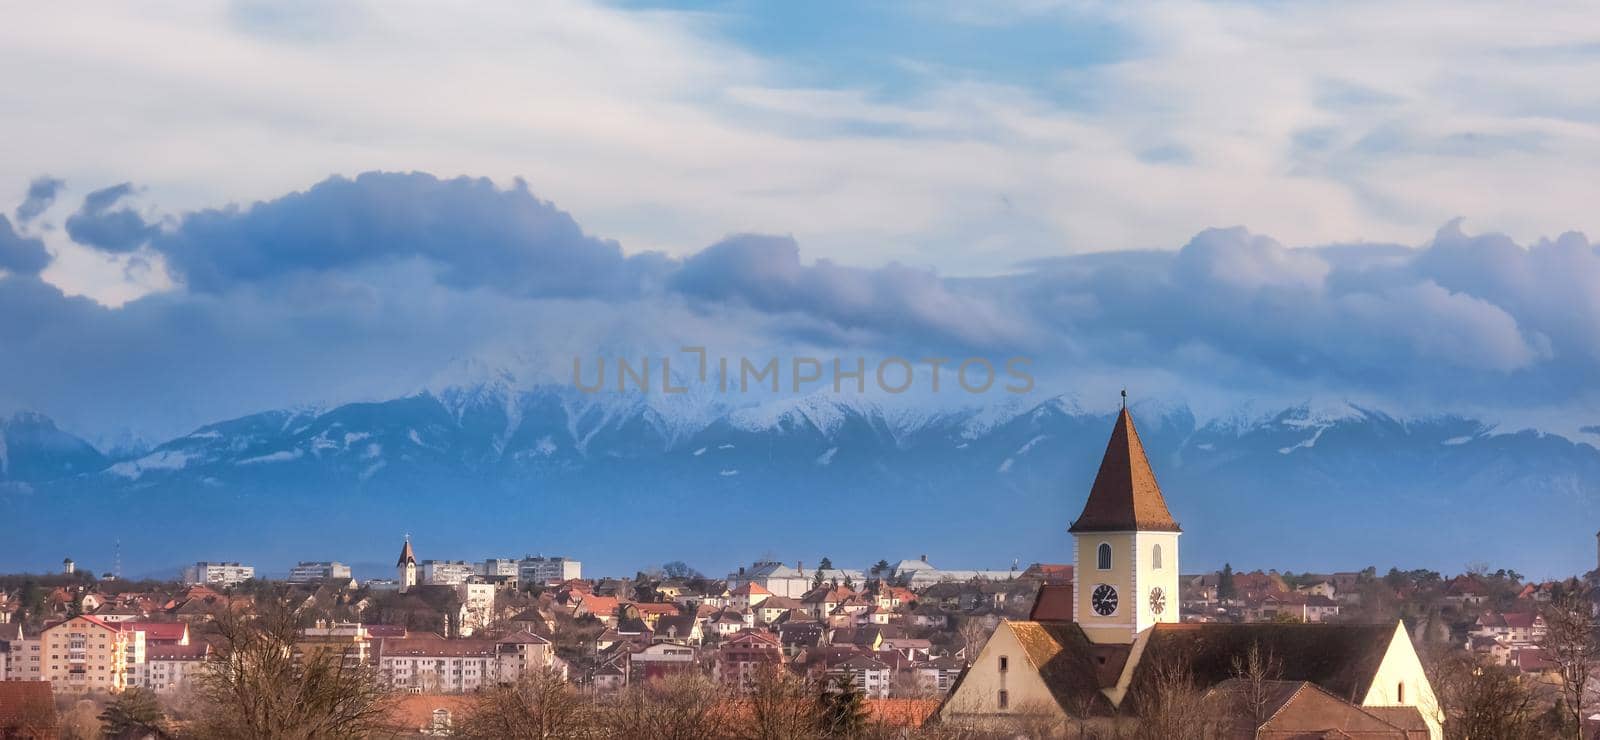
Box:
[998,656,1008,672]
[1397,682,1405,703]
[1097,543,1112,570]
[1152,544,1163,570]
[997,689,1009,709]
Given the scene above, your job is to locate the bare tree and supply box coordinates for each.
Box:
[597,672,724,740]
[955,617,992,662]
[457,667,594,739]
[1539,584,1597,739]
[740,666,821,740]
[1427,650,1542,740]
[1228,641,1282,729]
[188,602,394,739]
[1133,653,1216,740]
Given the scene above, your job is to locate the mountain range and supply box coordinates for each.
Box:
[3,382,1599,580]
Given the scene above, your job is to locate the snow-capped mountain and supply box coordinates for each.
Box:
[3,385,1598,579]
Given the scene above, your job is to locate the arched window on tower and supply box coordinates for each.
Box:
[1152,544,1163,569]
[1097,543,1112,570]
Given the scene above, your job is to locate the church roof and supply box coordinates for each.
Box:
[1005,622,1127,712]
[396,539,416,567]
[1069,408,1180,533]
[1125,623,1399,706]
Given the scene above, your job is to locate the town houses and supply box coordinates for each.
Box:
[0,409,1592,738]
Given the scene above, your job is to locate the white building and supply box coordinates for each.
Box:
[182,562,256,587]
[456,583,497,635]
[376,632,563,693]
[421,560,476,586]
[517,556,581,585]
[144,644,208,693]
[727,560,863,599]
[480,559,519,578]
[888,557,1018,587]
[288,561,353,583]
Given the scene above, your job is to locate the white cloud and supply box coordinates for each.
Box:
[4,0,1600,307]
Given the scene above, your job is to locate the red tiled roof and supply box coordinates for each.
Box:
[0,681,57,733]
[1029,583,1075,621]
[126,622,188,642]
[1069,408,1180,533]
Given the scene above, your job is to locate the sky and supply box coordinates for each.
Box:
[2,1,1600,443]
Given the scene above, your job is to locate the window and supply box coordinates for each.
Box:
[1397,682,1405,703]
[997,690,1009,709]
[1097,543,1112,570]
[1152,544,1163,570]
[998,656,1008,672]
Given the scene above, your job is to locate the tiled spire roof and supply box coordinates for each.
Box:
[396,538,416,567]
[1069,408,1180,533]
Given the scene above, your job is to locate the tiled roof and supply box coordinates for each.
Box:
[126,622,188,642]
[396,539,416,567]
[1069,408,1180,533]
[1126,623,1398,705]
[0,681,56,732]
[1006,622,1123,712]
[1029,584,1075,622]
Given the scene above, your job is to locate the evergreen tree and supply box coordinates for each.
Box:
[819,557,834,570]
[813,568,825,590]
[843,574,855,590]
[818,675,869,737]
[1218,563,1236,600]
[99,687,167,739]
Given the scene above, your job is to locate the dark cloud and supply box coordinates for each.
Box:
[152,172,670,298]
[0,216,51,275]
[65,183,161,253]
[671,233,1026,349]
[5,170,1598,438]
[15,176,64,224]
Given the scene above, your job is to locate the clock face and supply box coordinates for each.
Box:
[1091,584,1118,616]
[1149,587,1167,615]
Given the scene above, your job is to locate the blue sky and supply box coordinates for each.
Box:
[1,1,1599,441]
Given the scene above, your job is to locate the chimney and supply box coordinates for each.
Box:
[797,561,803,572]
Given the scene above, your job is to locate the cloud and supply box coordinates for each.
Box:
[15,176,64,224]
[151,172,671,298]
[0,217,51,276]
[3,170,1598,439]
[65,183,161,253]
[671,233,1026,349]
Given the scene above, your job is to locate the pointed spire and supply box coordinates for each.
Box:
[1069,407,1180,533]
[396,536,416,567]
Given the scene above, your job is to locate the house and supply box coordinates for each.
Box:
[1442,576,1488,606]
[1205,679,1429,739]
[376,636,499,693]
[727,582,772,612]
[939,407,1443,740]
[778,622,827,655]
[0,681,58,739]
[826,654,893,699]
[651,614,703,646]
[715,630,784,692]
[627,642,699,683]
[913,656,965,694]
[1470,611,1545,647]
[754,595,803,625]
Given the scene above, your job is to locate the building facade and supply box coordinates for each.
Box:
[41,615,143,693]
[517,556,581,585]
[288,561,352,583]
[181,562,255,587]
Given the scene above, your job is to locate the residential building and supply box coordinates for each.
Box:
[145,643,208,694]
[181,562,255,587]
[288,561,353,583]
[728,560,863,599]
[0,623,41,682]
[517,556,582,585]
[715,630,784,692]
[421,561,476,586]
[479,559,519,578]
[455,582,496,634]
[888,557,1019,588]
[628,642,698,683]
[41,615,144,693]
[826,655,892,699]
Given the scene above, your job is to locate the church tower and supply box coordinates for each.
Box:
[397,536,417,593]
[1070,405,1181,644]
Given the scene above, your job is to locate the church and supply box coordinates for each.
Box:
[939,406,1442,739]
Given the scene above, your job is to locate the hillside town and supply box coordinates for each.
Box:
[1,410,1596,738]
